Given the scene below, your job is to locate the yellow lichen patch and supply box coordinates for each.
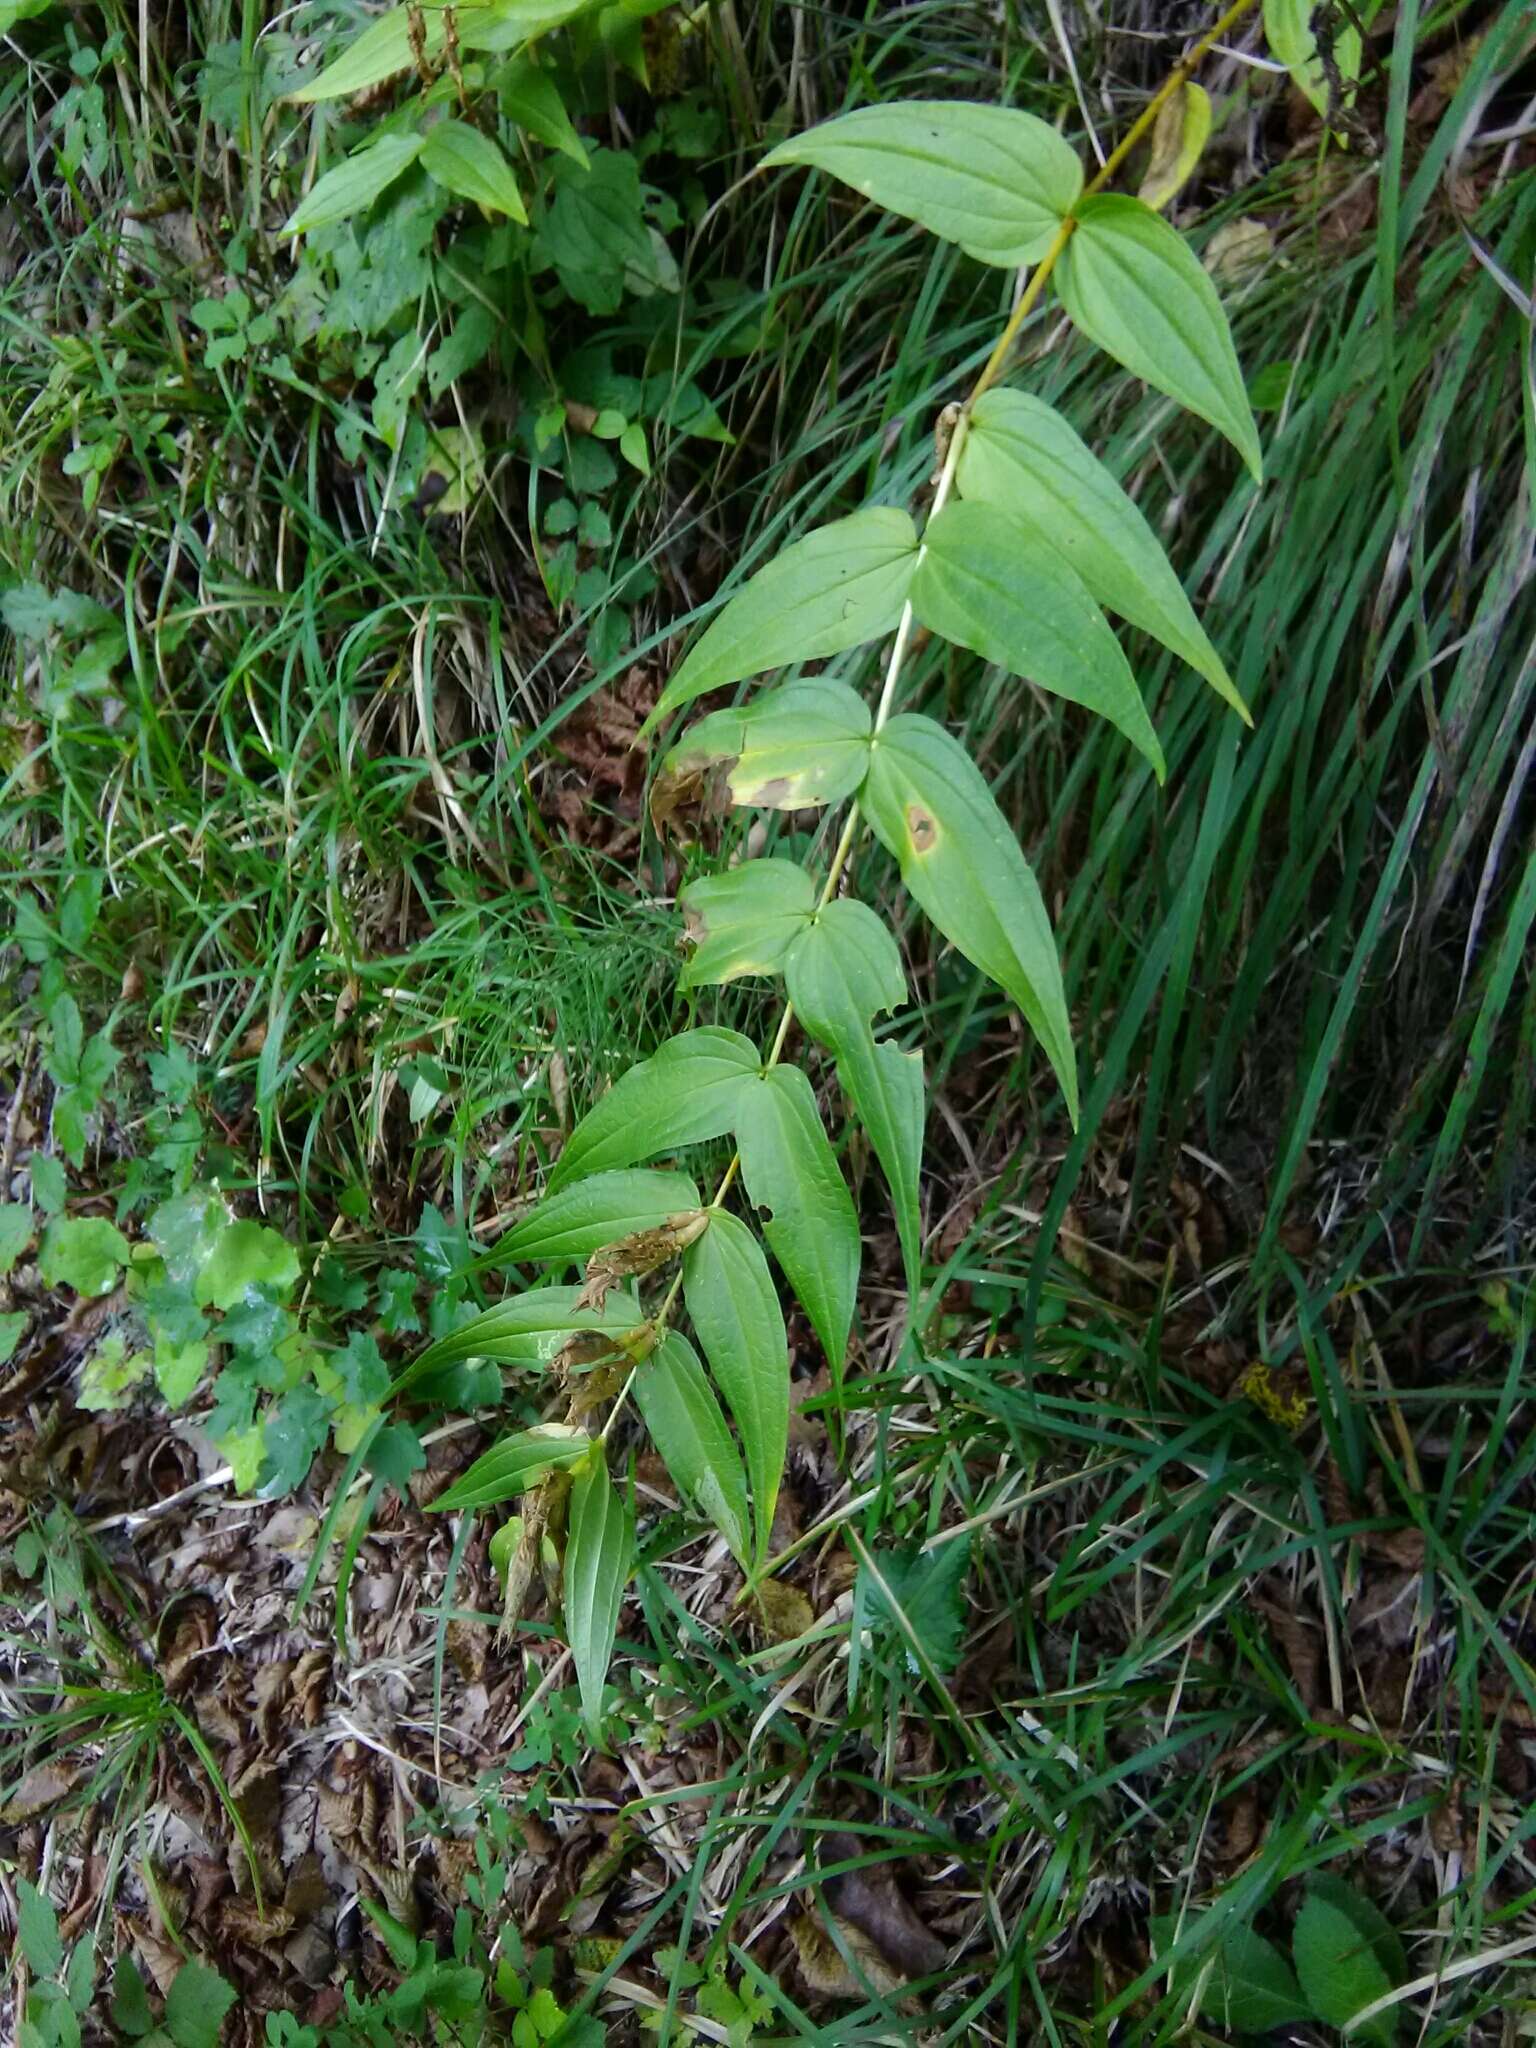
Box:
[1238,1360,1309,1432]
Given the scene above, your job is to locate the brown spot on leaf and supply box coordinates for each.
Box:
[905,804,937,853]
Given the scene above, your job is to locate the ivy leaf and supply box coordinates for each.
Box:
[640,511,918,736]
[565,1451,634,1739]
[38,1216,130,1297]
[194,1219,299,1310]
[336,1330,389,1407]
[0,1201,34,1276]
[735,1067,859,1373]
[863,714,1077,1121]
[375,1268,422,1334]
[633,1332,751,1567]
[860,1536,970,1675]
[957,388,1246,718]
[283,134,426,236]
[421,119,528,222]
[547,1028,760,1191]
[365,1422,426,1492]
[404,1286,648,1381]
[764,102,1082,268]
[490,1169,703,1266]
[679,858,817,988]
[149,1187,229,1291]
[1293,1877,1406,2046]
[913,501,1164,776]
[260,1383,329,1497]
[429,1424,592,1510]
[683,1211,787,1573]
[1057,195,1263,483]
[783,903,923,1299]
[655,679,873,819]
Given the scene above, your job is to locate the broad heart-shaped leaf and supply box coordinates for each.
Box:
[1151,1914,1309,2033]
[863,715,1078,1121]
[429,1424,591,1511]
[1057,195,1262,483]
[565,1450,634,1740]
[401,1287,648,1386]
[763,103,1082,269]
[912,500,1164,777]
[735,1066,859,1373]
[420,120,528,222]
[784,898,906,1038]
[640,510,917,736]
[488,1169,702,1266]
[679,859,817,989]
[1293,1875,1408,2047]
[658,679,872,814]
[548,1029,761,1191]
[683,1210,787,1574]
[633,1332,750,1566]
[783,903,924,1298]
[956,388,1247,719]
[282,135,425,236]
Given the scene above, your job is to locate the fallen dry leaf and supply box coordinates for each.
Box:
[820,1831,948,1979]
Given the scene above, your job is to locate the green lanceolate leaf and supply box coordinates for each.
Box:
[487,1169,702,1266]
[288,0,591,102]
[633,1331,750,1566]
[764,102,1082,268]
[784,902,922,1298]
[1292,1877,1407,2047]
[657,679,873,816]
[683,1210,787,1572]
[863,715,1077,1120]
[735,1066,859,1372]
[429,1425,591,1510]
[499,55,589,165]
[401,1286,648,1384]
[282,134,425,236]
[956,388,1247,718]
[1264,0,1362,117]
[679,858,817,989]
[1057,195,1262,482]
[913,500,1164,776]
[421,119,528,221]
[565,1450,634,1739]
[548,1028,761,1191]
[640,510,917,736]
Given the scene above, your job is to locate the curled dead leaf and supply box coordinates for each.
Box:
[579,1211,709,1306]
[790,1911,906,1999]
[820,1831,948,1979]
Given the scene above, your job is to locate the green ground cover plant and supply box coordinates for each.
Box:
[3,0,1535,2039]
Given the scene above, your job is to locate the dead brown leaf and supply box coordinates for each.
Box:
[820,1831,948,1979]
[789,1912,907,1999]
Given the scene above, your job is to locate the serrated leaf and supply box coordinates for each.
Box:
[421,119,528,221]
[863,714,1076,1119]
[17,1875,62,1977]
[1152,1914,1310,2033]
[656,679,873,817]
[164,1961,238,2048]
[111,1956,153,2038]
[1057,195,1262,482]
[735,1066,859,1372]
[913,500,1164,775]
[679,858,817,988]
[430,1425,592,1510]
[0,1201,34,1276]
[1137,81,1212,211]
[405,1286,648,1379]
[633,1331,750,1566]
[683,1210,787,1573]
[548,1029,760,1191]
[565,1452,633,1738]
[764,102,1082,268]
[1292,1886,1401,2045]
[38,1216,130,1297]
[861,1537,969,1674]
[490,1169,703,1265]
[640,510,917,736]
[956,388,1246,719]
[283,134,425,236]
[194,1219,299,1310]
